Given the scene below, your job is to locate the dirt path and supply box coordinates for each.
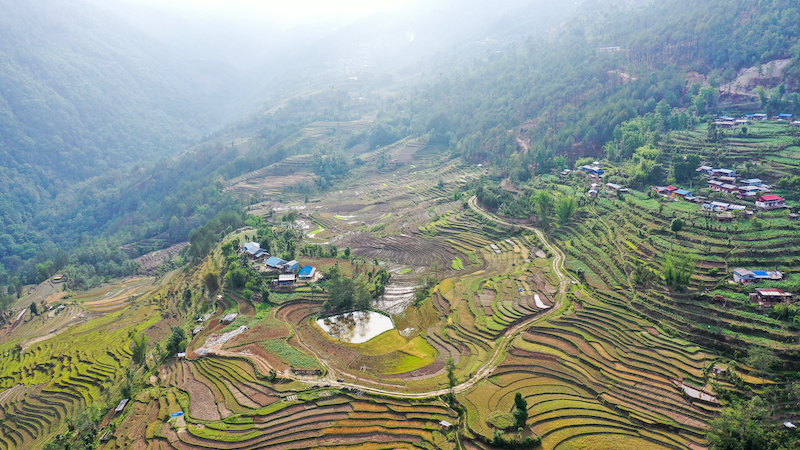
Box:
[198,196,573,400]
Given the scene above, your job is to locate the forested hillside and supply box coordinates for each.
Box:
[372,0,800,179]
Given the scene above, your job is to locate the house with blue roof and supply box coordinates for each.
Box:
[733,268,783,284]
[281,260,300,273]
[265,256,287,270]
[299,265,316,280]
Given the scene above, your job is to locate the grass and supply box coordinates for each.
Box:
[487,411,515,430]
[259,339,320,369]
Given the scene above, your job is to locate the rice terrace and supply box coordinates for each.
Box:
[3,109,799,450]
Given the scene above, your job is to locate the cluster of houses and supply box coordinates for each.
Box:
[729,268,794,307]
[654,164,788,217]
[713,113,798,129]
[239,242,318,287]
[578,161,605,177]
[588,182,628,197]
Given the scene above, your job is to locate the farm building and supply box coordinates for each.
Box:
[580,164,604,176]
[299,265,316,279]
[587,189,598,197]
[278,274,296,286]
[741,178,764,187]
[192,326,205,336]
[673,189,692,198]
[439,420,453,430]
[777,113,794,121]
[750,289,793,306]
[115,399,129,414]
[265,256,288,270]
[696,165,714,175]
[733,268,783,284]
[789,213,800,220]
[222,313,238,323]
[755,195,785,210]
[739,186,761,197]
[281,260,300,273]
[240,242,269,259]
[711,168,736,177]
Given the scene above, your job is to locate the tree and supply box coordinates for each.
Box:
[513,392,528,428]
[29,302,38,316]
[707,396,769,450]
[662,252,695,291]
[326,265,355,310]
[745,346,778,385]
[533,191,555,229]
[670,218,684,235]
[445,358,457,403]
[202,271,219,293]
[165,326,187,358]
[633,264,657,287]
[131,333,148,366]
[555,196,577,226]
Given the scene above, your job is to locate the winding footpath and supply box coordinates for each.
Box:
[236,195,574,399]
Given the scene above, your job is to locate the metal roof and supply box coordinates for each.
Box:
[756,289,791,296]
[265,256,287,267]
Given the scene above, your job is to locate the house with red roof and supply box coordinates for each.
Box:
[755,194,785,210]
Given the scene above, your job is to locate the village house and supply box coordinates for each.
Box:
[696,165,714,176]
[733,268,783,284]
[750,289,793,306]
[741,178,765,187]
[673,189,692,198]
[265,256,288,271]
[755,194,786,210]
[776,113,794,121]
[580,164,604,176]
[711,168,737,178]
[299,265,317,280]
[719,184,740,194]
[277,274,296,286]
[738,186,761,197]
[280,260,300,273]
[240,242,269,259]
[707,180,724,191]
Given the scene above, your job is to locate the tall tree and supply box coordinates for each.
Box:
[555,196,577,225]
[513,392,529,428]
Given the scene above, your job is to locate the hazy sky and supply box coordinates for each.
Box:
[104,0,430,27]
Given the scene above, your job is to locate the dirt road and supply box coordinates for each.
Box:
[212,196,572,399]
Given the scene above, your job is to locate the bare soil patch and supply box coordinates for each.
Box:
[337,232,462,268]
[183,363,222,421]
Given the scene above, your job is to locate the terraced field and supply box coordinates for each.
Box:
[12,124,800,449]
[0,300,159,449]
